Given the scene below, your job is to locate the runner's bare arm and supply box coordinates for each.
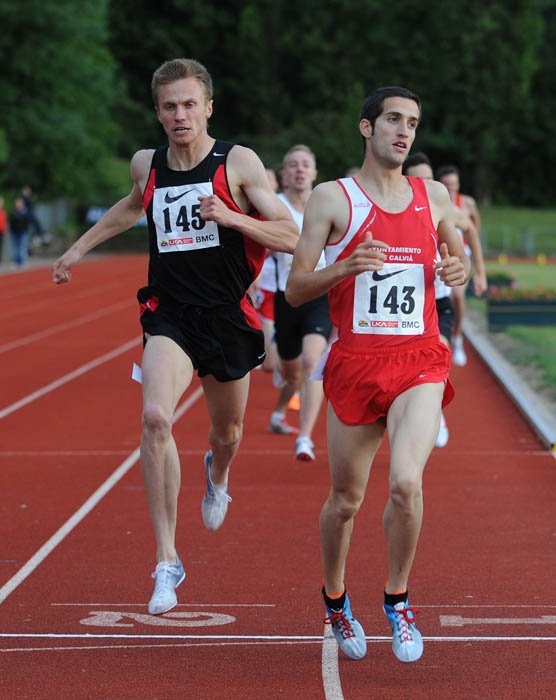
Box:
[52,150,152,284]
[454,209,487,296]
[286,182,388,307]
[198,146,298,253]
[427,181,470,287]
[462,193,482,232]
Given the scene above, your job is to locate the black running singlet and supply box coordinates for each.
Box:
[142,140,266,306]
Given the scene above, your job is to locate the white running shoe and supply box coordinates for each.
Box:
[435,411,449,448]
[272,367,285,389]
[269,411,298,435]
[296,436,315,461]
[148,559,186,615]
[324,592,367,660]
[202,451,232,531]
[383,600,423,663]
[451,335,467,366]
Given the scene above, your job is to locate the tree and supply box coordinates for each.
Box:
[0,0,122,198]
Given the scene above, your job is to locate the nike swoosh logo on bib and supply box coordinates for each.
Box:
[164,188,195,204]
[372,269,407,281]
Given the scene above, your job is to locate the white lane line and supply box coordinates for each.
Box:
[419,605,556,609]
[0,337,141,420]
[0,278,135,321]
[0,451,133,456]
[0,641,323,653]
[0,300,132,354]
[0,387,203,605]
[322,625,343,700]
[1,633,555,641]
[45,603,556,609]
[1,449,550,458]
[441,615,556,626]
[51,603,276,607]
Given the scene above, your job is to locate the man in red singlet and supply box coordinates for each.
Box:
[435,164,485,365]
[52,59,298,616]
[286,87,469,663]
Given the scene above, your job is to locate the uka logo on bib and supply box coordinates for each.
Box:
[153,181,220,253]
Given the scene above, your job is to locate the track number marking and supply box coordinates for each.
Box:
[80,611,236,627]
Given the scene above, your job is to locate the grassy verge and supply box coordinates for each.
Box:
[468,261,556,400]
[484,261,556,289]
[481,207,556,258]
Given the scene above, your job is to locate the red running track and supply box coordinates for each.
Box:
[1,255,554,699]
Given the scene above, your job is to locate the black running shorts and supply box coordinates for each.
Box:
[436,296,456,343]
[273,290,332,361]
[137,286,265,382]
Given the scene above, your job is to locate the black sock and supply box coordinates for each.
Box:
[322,585,346,611]
[384,589,408,607]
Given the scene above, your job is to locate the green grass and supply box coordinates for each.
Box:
[504,326,556,391]
[480,206,556,257]
[484,261,556,290]
[469,261,556,397]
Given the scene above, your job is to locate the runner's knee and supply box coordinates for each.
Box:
[330,488,365,521]
[142,404,173,442]
[210,420,243,451]
[389,475,422,511]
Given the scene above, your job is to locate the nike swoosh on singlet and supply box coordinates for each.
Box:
[415,205,427,211]
[213,152,226,156]
[164,188,195,204]
[372,268,407,281]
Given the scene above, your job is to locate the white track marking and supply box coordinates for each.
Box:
[0,300,131,354]
[0,451,132,456]
[0,278,134,322]
[441,615,556,626]
[1,448,550,458]
[0,641,324,653]
[79,611,236,627]
[1,633,555,641]
[0,387,203,605]
[322,625,344,700]
[51,603,275,607]
[0,337,141,419]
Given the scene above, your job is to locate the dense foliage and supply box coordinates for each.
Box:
[1,0,554,205]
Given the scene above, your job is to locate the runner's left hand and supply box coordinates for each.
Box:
[434,243,466,287]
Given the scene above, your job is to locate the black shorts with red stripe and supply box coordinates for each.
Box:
[137,286,265,382]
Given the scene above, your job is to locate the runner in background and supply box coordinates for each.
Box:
[251,166,281,374]
[435,165,486,365]
[270,145,332,461]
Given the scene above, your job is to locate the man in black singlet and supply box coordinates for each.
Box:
[52,58,298,616]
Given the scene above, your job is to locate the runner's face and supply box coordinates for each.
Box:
[439,173,460,195]
[406,163,433,180]
[281,150,317,193]
[156,78,213,146]
[368,97,419,168]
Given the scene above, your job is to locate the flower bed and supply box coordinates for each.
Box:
[487,286,556,330]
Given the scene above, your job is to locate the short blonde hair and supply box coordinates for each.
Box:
[151,58,213,106]
[282,144,316,168]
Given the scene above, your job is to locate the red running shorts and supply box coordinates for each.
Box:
[323,336,454,426]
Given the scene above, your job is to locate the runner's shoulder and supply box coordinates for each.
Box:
[131,149,155,179]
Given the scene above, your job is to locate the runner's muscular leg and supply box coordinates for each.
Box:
[384,382,444,592]
[321,404,385,594]
[201,373,250,486]
[141,335,194,563]
[274,356,302,415]
[298,333,327,439]
[451,282,466,337]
